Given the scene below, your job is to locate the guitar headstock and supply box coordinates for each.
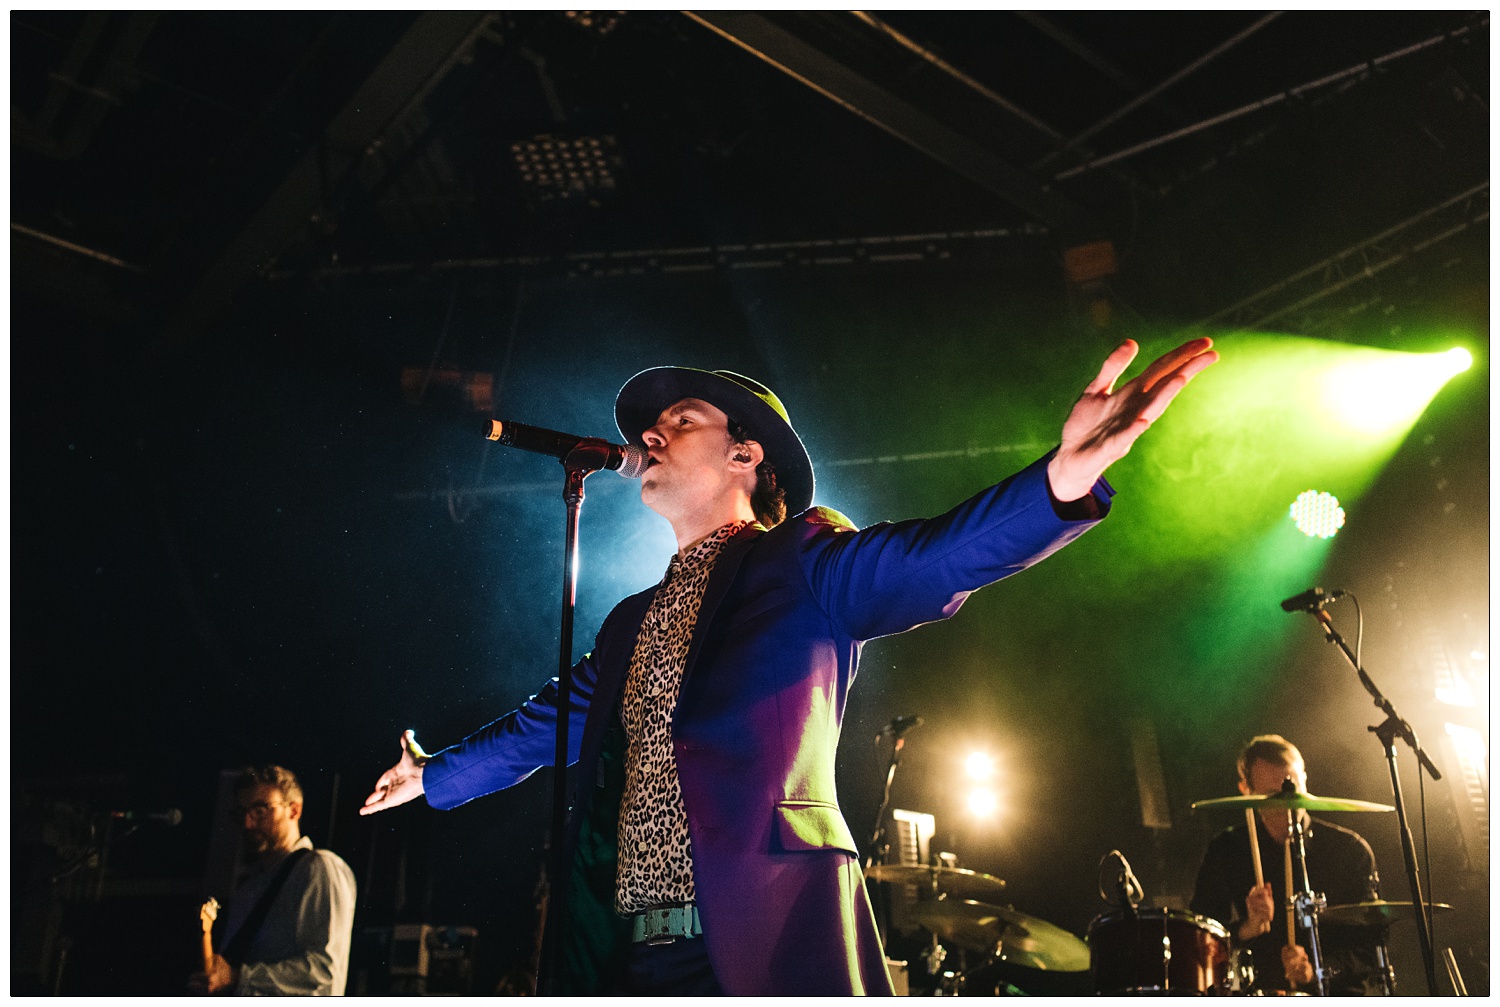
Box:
[200,897,220,933]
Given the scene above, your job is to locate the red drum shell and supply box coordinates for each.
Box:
[1088,909,1231,996]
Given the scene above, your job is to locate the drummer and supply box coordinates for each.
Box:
[1190,735,1387,995]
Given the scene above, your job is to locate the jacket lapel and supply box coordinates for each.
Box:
[679,524,762,692]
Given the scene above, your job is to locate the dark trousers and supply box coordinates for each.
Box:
[614,936,723,996]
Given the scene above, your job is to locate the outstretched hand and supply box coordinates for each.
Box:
[360,729,431,816]
[1047,337,1218,501]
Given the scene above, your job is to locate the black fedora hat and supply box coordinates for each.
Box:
[615,367,815,514]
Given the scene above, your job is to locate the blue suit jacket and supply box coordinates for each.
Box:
[424,453,1110,994]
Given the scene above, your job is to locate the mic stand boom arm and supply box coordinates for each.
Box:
[1307,608,1440,995]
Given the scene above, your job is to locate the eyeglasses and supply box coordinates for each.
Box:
[238,801,287,821]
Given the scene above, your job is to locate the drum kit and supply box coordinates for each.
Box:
[870,789,1452,996]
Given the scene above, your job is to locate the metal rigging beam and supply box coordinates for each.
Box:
[154,11,495,357]
[684,11,1096,237]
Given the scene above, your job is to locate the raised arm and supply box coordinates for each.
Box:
[360,632,620,815]
[1047,337,1218,501]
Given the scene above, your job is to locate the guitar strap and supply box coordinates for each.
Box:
[221,847,314,967]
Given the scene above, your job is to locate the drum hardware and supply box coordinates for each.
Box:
[1319,900,1454,996]
[1441,947,1469,997]
[1290,886,1330,995]
[1317,900,1454,927]
[1227,947,1256,994]
[864,863,1008,903]
[922,933,947,975]
[907,899,1090,973]
[1188,792,1395,814]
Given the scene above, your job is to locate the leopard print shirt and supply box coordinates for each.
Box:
[615,520,752,914]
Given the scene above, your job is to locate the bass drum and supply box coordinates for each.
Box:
[1088,909,1231,995]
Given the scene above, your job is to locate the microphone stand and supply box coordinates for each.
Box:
[864,723,918,954]
[864,734,908,873]
[1306,607,1440,995]
[539,440,613,995]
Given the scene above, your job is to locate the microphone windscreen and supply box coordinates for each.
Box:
[615,444,649,479]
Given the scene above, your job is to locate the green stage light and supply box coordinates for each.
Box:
[1322,346,1476,437]
[1290,490,1346,539]
[1070,332,1472,719]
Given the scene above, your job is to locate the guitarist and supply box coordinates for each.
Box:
[190,766,357,995]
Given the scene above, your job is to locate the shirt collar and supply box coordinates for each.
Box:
[668,519,754,579]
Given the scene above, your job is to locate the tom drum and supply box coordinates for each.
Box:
[1088,908,1231,996]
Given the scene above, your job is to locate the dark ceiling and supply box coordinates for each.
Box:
[10,11,1490,996]
[11,10,1490,337]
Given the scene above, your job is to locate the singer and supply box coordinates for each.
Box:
[362,338,1217,995]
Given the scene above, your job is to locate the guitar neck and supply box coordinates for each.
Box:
[199,897,220,976]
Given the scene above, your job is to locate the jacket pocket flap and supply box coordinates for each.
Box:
[774,800,858,855]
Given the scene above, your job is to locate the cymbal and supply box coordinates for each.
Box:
[907,900,1091,973]
[1320,901,1455,927]
[1190,791,1395,813]
[865,864,1006,901]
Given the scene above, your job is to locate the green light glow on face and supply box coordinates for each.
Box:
[1290,490,1346,539]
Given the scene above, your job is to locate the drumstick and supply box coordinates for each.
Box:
[1245,809,1264,886]
[1283,836,1295,945]
[1284,835,1298,992]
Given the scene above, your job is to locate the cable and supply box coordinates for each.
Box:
[1350,591,1365,670]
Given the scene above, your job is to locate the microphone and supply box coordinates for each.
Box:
[483,419,649,478]
[109,808,183,827]
[1280,587,1345,613]
[1116,852,1143,914]
[1100,849,1143,913]
[877,714,924,741]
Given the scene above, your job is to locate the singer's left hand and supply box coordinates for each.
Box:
[1047,337,1218,501]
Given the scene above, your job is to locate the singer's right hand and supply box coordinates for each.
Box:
[1237,882,1274,941]
[360,730,430,816]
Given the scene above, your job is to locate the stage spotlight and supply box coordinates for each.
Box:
[965,751,995,781]
[1444,722,1486,769]
[1321,346,1475,437]
[1289,490,1346,539]
[967,788,998,817]
[510,133,622,203]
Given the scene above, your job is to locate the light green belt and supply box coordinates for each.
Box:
[629,904,703,944]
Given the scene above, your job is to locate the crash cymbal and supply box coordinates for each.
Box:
[865,864,1006,901]
[1320,901,1455,927]
[907,900,1091,973]
[1190,792,1395,813]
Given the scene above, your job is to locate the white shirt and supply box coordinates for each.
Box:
[218,836,357,996]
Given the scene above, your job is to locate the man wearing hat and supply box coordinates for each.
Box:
[362,338,1217,995]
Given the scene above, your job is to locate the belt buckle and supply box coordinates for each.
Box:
[641,906,685,945]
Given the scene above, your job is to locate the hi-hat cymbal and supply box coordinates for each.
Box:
[1190,791,1395,813]
[1320,901,1455,927]
[907,899,1091,973]
[865,864,1006,901]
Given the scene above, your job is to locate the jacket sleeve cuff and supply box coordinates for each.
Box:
[1041,448,1114,522]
